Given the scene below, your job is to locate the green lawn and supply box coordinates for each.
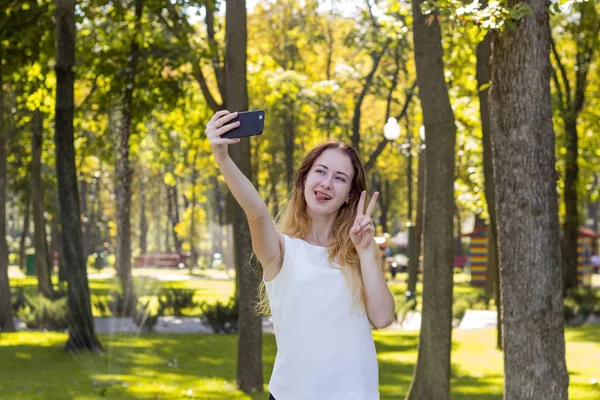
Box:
[0,327,598,399]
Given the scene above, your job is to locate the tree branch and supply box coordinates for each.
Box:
[550,36,571,109]
[364,79,418,171]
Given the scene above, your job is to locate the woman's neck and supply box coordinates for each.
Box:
[305,213,337,246]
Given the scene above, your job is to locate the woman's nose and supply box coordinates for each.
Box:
[320,176,333,188]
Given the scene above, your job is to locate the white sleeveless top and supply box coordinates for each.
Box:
[265,234,379,400]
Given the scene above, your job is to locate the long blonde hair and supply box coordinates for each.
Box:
[256,141,377,314]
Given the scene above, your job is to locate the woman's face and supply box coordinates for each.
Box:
[304,148,354,216]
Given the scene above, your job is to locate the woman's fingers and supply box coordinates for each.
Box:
[214,111,239,129]
[210,137,241,146]
[215,121,240,136]
[365,192,379,218]
[356,191,366,216]
[207,110,230,127]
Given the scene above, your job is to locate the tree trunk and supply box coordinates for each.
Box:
[284,108,295,192]
[18,198,31,271]
[139,177,147,255]
[189,151,199,272]
[562,117,579,292]
[31,109,52,297]
[55,0,101,351]
[168,183,182,253]
[0,50,15,332]
[406,1,456,398]
[409,147,425,294]
[115,0,142,316]
[476,22,502,349]
[489,0,568,397]
[226,0,263,392]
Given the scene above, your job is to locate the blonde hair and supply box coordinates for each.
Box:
[256,141,379,315]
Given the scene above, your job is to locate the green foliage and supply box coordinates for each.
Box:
[157,288,197,317]
[133,300,164,333]
[564,287,600,325]
[421,0,533,31]
[17,295,68,331]
[10,287,27,315]
[200,297,239,334]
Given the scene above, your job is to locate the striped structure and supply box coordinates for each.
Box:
[469,229,488,287]
[577,236,593,287]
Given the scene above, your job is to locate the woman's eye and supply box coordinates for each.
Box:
[336,177,346,182]
[315,169,325,174]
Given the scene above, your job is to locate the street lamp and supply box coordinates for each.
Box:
[384,117,401,141]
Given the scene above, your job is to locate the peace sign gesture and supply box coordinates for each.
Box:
[350,190,379,250]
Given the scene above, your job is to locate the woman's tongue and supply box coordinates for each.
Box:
[315,192,330,202]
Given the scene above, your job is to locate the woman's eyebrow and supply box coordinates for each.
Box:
[316,164,349,179]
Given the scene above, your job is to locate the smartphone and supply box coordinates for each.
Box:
[222,110,265,139]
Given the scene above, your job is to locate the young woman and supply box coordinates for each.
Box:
[206,110,395,400]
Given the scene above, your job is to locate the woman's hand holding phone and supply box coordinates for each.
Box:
[205,110,241,163]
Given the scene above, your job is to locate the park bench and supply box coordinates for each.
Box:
[134,253,186,268]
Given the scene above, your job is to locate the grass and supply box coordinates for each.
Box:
[0,327,599,399]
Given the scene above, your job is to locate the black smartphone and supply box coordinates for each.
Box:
[222,110,265,139]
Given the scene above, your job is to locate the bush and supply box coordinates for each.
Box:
[564,287,600,325]
[453,298,470,321]
[108,291,138,317]
[133,300,163,333]
[18,295,68,331]
[92,296,113,317]
[11,287,27,314]
[158,288,197,316]
[201,298,238,334]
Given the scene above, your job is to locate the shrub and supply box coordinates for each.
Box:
[108,291,138,317]
[453,298,470,321]
[563,287,599,325]
[133,300,163,333]
[11,287,27,314]
[18,295,68,331]
[158,288,197,317]
[200,298,238,334]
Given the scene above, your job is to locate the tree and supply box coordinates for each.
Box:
[550,2,600,292]
[31,109,52,297]
[0,46,15,332]
[475,0,501,350]
[226,0,263,392]
[489,0,569,397]
[115,0,143,317]
[406,1,456,399]
[54,0,102,352]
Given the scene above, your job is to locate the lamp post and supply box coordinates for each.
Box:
[384,118,425,304]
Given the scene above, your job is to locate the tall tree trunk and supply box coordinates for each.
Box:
[0,49,15,332]
[168,183,182,253]
[476,21,502,349]
[562,116,579,291]
[80,179,91,258]
[489,0,568,397]
[226,0,263,392]
[139,177,147,255]
[408,147,425,297]
[189,151,199,272]
[284,108,295,192]
[551,2,600,292]
[55,0,101,351]
[31,109,52,297]
[18,198,31,271]
[406,1,456,398]
[115,0,142,316]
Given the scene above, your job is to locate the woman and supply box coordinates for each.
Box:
[206,110,395,400]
